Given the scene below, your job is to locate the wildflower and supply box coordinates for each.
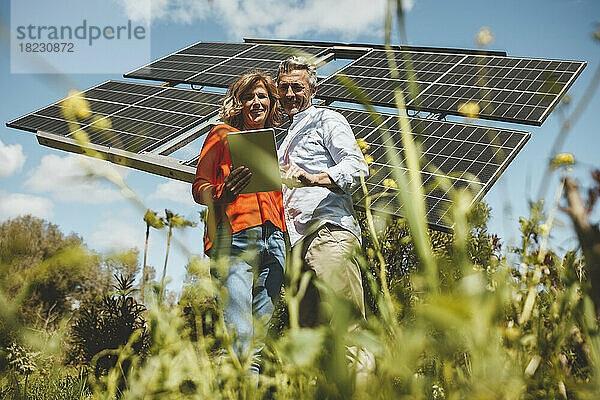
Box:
[550,153,575,170]
[458,101,480,118]
[72,130,91,146]
[61,89,91,120]
[366,247,375,258]
[364,154,374,165]
[356,138,370,153]
[476,27,495,47]
[89,115,112,131]
[382,178,398,189]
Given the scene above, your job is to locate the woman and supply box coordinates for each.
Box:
[191,71,286,375]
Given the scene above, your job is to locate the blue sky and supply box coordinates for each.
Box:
[1,0,598,293]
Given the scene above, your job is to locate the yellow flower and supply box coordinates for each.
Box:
[382,178,398,189]
[61,90,91,120]
[89,115,112,131]
[458,102,480,118]
[476,27,495,47]
[72,130,91,146]
[364,154,374,165]
[550,153,575,169]
[366,248,375,258]
[356,138,370,153]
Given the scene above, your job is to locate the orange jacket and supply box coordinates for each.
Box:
[192,123,286,252]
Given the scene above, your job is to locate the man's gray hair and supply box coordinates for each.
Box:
[277,56,318,90]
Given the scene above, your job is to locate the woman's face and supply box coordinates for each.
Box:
[241,81,271,130]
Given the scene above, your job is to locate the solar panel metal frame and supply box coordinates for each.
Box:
[244,37,508,57]
[33,129,199,183]
[316,48,586,126]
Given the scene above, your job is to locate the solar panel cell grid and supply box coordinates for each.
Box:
[340,108,528,228]
[180,42,252,57]
[125,42,327,86]
[317,48,585,125]
[9,114,73,136]
[7,81,223,153]
[114,107,202,128]
[265,106,528,230]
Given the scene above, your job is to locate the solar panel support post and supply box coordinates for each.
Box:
[36,130,196,183]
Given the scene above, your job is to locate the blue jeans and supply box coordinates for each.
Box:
[210,221,285,374]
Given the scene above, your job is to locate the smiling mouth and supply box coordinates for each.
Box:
[249,109,265,118]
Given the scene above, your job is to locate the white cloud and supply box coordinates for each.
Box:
[0,140,26,177]
[148,180,196,206]
[25,154,128,204]
[90,218,141,251]
[116,0,414,39]
[0,191,53,221]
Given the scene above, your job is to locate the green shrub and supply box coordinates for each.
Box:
[69,275,149,378]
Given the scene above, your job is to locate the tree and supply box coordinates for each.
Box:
[160,210,195,302]
[104,248,140,280]
[0,216,115,329]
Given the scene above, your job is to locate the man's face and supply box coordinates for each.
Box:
[278,69,315,117]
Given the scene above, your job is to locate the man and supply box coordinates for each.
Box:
[277,56,369,327]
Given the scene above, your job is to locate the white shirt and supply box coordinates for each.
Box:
[277,106,369,247]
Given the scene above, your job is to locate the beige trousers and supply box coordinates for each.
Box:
[296,223,366,327]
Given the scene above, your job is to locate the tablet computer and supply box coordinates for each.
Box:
[227,128,282,194]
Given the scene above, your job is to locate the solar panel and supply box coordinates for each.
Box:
[7,81,223,153]
[268,106,529,230]
[9,37,582,232]
[124,42,328,87]
[316,49,586,126]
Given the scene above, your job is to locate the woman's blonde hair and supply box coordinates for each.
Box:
[220,71,282,130]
